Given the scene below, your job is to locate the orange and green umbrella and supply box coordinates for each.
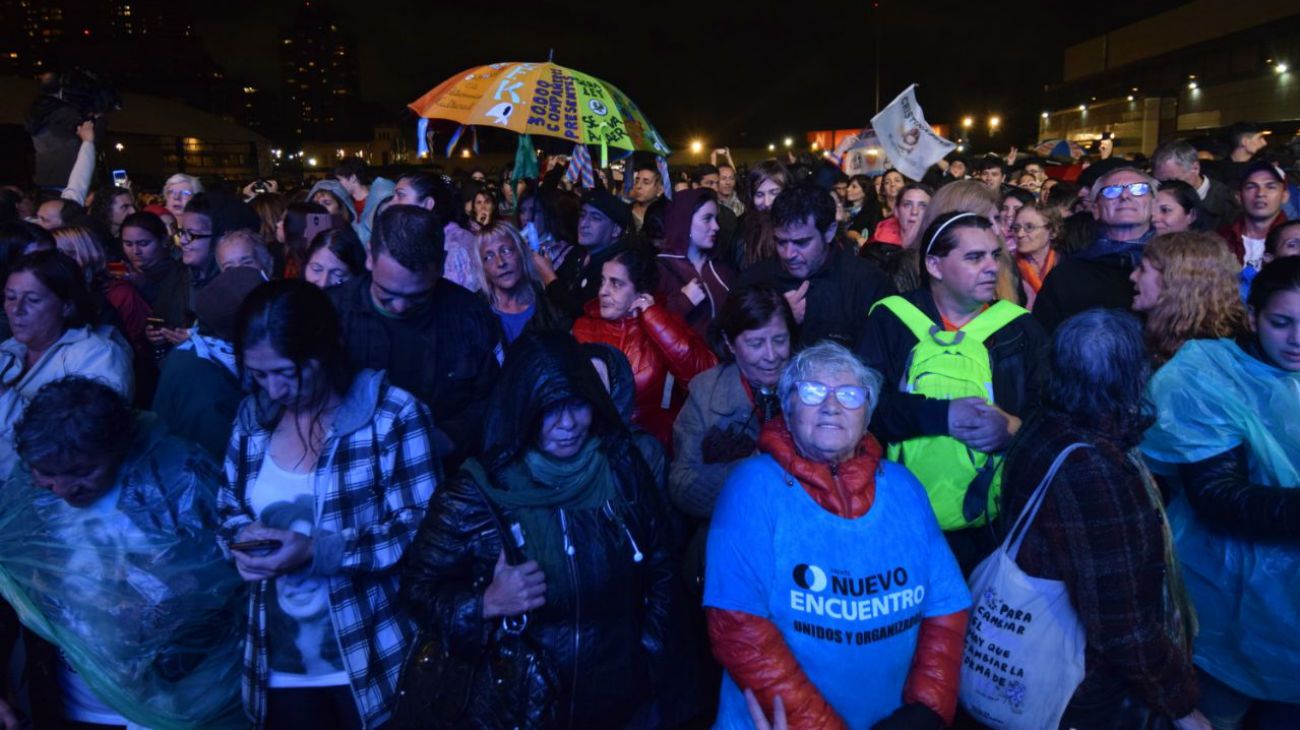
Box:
[407,61,671,163]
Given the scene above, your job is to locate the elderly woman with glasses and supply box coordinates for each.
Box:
[705,342,970,730]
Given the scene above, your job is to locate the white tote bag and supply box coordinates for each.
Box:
[959,443,1090,730]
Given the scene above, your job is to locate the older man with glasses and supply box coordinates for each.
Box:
[1033,167,1160,333]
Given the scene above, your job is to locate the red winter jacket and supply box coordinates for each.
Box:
[572,301,717,448]
[707,418,968,728]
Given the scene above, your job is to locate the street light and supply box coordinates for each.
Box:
[1078,104,1087,112]
[1041,111,1049,119]
[988,115,1001,131]
[783,137,793,148]
[962,116,974,130]
[767,143,776,152]
[307,157,318,167]
[1276,62,1290,74]
[114,142,124,151]
[690,139,703,155]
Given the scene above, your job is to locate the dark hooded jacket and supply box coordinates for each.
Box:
[401,332,682,730]
[655,189,738,340]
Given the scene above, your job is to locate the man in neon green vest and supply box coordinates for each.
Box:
[856,211,1047,575]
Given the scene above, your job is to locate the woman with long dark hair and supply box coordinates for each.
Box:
[218,279,437,730]
[392,173,481,292]
[656,188,737,339]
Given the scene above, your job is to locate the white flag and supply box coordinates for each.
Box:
[870,84,955,182]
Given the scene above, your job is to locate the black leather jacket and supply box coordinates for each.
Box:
[855,287,1048,445]
[400,333,681,729]
[1179,445,1300,539]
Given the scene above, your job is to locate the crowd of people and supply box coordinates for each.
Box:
[0,108,1297,730]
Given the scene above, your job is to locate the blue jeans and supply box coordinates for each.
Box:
[1198,671,1300,730]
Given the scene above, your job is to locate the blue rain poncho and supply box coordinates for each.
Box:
[1142,338,1300,702]
[0,416,246,729]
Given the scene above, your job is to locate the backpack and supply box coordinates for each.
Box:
[871,296,1028,530]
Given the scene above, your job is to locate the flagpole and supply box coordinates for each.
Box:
[872,1,882,113]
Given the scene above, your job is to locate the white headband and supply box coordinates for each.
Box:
[924,212,980,255]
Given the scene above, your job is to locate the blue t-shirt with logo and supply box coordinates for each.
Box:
[705,455,970,729]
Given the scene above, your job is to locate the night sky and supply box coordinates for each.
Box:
[192,0,1193,147]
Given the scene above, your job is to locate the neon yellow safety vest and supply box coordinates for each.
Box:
[870,296,1028,531]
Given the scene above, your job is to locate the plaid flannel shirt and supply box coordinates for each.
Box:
[217,370,439,729]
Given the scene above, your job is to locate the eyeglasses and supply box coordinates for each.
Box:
[1098,182,1152,199]
[794,381,869,410]
[1008,223,1042,235]
[167,190,194,201]
[177,229,212,242]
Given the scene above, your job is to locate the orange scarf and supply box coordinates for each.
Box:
[1016,248,1057,294]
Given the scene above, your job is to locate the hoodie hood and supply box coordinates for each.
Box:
[580,342,636,424]
[484,332,625,472]
[662,188,713,255]
[308,179,357,222]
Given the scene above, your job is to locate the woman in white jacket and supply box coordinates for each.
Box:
[0,250,132,473]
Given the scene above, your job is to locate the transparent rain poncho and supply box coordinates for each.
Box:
[0,418,247,729]
[1142,338,1300,701]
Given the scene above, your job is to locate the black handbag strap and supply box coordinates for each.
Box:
[463,462,528,566]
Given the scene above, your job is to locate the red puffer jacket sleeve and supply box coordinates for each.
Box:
[707,607,847,730]
[640,304,717,384]
[902,610,968,726]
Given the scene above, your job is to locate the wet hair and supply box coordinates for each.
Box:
[119,211,168,243]
[1248,256,1300,312]
[14,376,136,470]
[7,250,97,328]
[1045,309,1154,445]
[398,172,465,226]
[778,341,882,421]
[896,181,935,203]
[52,225,106,279]
[748,160,790,203]
[1141,232,1249,365]
[1044,181,1080,210]
[633,160,661,183]
[371,205,446,272]
[305,227,366,278]
[710,284,797,362]
[249,193,287,242]
[235,279,354,416]
[1156,178,1199,214]
[475,221,539,307]
[1264,220,1300,257]
[0,222,52,279]
[182,192,213,220]
[607,246,658,294]
[771,183,836,233]
[333,157,372,184]
[1001,187,1036,210]
[689,164,720,184]
[87,186,133,229]
[921,210,995,256]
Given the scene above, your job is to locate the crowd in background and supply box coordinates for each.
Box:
[0,91,1297,730]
